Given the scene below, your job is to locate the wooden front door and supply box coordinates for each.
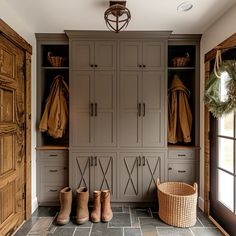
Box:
[0,34,26,235]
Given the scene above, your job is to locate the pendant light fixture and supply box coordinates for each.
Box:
[104,0,131,33]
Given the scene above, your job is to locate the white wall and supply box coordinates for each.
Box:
[199,3,236,210]
[0,2,38,212]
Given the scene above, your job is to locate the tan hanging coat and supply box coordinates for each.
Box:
[168,75,192,144]
[39,75,69,138]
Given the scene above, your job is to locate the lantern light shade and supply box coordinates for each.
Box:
[104,1,131,33]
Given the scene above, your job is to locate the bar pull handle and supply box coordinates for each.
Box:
[90,156,93,166]
[90,103,94,116]
[143,103,146,117]
[49,154,58,157]
[138,156,141,166]
[49,169,58,173]
[49,189,58,192]
[168,167,172,170]
[178,154,186,157]
[142,156,145,166]
[95,156,97,166]
[178,170,186,173]
[95,103,97,116]
[138,103,141,117]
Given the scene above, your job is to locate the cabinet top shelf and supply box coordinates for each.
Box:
[168,67,195,70]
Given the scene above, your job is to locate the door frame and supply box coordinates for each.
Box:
[0,19,32,219]
[204,33,236,215]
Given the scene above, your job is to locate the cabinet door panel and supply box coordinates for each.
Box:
[71,153,92,195]
[142,72,164,147]
[94,154,116,200]
[119,153,142,201]
[142,153,164,201]
[95,41,116,70]
[71,41,94,70]
[94,71,116,146]
[143,41,165,70]
[70,71,94,146]
[119,71,142,147]
[120,41,142,70]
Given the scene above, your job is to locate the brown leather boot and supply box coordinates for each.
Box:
[57,187,72,225]
[101,190,113,222]
[91,190,101,222]
[75,187,89,224]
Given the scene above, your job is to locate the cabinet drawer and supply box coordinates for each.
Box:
[38,150,68,159]
[168,149,195,159]
[39,184,64,203]
[168,163,195,184]
[44,165,68,184]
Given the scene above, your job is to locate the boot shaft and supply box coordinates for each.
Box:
[76,187,89,208]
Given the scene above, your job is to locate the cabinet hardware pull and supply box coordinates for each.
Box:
[143,103,146,117]
[143,65,146,68]
[49,169,58,172]
[49,154,58,157]
[178,154,186,157]
[95,64,98,67]
[95,103,97,116]
[90,64,94,67]
[139,65,142,68]
[142,156,145,166]
[178,170,186,173]
[138,156,141,166]
[91,156,93,166]
[138,103,141,117]
[95,156,97,166]
[64,167,68,170]
[90,103,94,116]
[168,167,172,170]
[49,189,58,192]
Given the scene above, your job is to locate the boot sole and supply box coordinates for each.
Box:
[91,218,101,223]
[102,214,113,222]
[57,219,70,225]
[75,217,89,224]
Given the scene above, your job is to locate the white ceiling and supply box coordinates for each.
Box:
[5,0,236,34]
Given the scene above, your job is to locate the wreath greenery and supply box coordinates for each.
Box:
[204,60,236,117]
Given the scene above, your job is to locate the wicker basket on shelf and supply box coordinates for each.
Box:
[157,179,198,228]
[172,53,190,67]
[47,52,64,67]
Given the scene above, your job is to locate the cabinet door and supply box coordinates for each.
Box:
[70,153,93,195]
[142,153,164,201]
[95,41,116,70]
[70,71,94,147]
[119,71,142,147]
[71,41,94,70]
[142,72,165,147]
[143,41,165,70]
[120,41,142,70]
[119,153,142,201]
[94,71,116,146]
[93,153,116,200]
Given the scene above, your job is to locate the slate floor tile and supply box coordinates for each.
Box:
[124,228,142,236]
[14,217,39,236]
[191,227,223,236]
[32,207,59,217]
[157,227,193,236]
[197,211,215,227]
[130,208,152,227]
[74,227,91,236]
[140,213,170,228]
[91,222,123,236]
[29,217,54,233]
[112,207,123,212]
[108,213,131,227]
[48,227,76,236]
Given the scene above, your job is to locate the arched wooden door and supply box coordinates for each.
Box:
[0,20,32,236]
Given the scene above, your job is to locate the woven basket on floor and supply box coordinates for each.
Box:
[157,179,198,228]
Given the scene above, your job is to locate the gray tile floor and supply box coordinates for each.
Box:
[15,207,223,236]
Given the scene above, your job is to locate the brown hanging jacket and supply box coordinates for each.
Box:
[168,75,192,144]
[39,75,69,138]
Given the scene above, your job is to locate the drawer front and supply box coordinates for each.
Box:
[38,150,68,160]
[44,165,68,184]
[39,184,64,203]
[168,149,195,159]
[168,163,195,184]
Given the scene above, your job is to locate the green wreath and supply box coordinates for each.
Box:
[204,60,236,117]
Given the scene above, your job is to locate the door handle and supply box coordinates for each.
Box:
[95,103,97,116]
[143,103,146,117]
[138,156,141,166]
[90,156,93,166]
[142,156,145,166]
[90,103,94,116]
[138,103,141,117]
[94,156,97,166]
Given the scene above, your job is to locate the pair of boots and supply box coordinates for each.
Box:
[91,190,113,223]
[56,187,112,225]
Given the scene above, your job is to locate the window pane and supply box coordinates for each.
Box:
[218,112,234,137]
[218,137,234,173]
[218,170,234,212]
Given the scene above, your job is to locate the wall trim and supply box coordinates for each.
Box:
[31,197,38,214]
[198,196,204,211]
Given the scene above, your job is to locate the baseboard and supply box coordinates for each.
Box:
[31,197,38,214]
[198,196,204,211]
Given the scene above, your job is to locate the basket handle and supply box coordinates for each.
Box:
[193,182,198,192]
[156,178,160,186]
[48,52,53,60]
